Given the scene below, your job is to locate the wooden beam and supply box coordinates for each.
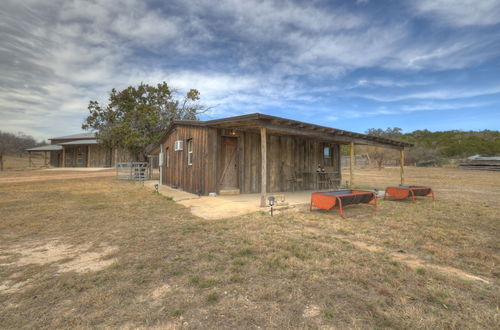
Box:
[87,145,91,167]
[400,149,405,186]
[260,127,267,207]
[61,147,65,167]
[349,142,354,188]
[28,151,32,169]
[261,124,405,149]
[44,151,47,166]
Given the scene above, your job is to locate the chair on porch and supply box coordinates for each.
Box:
[285,167,304,192]
[317,172,340,190]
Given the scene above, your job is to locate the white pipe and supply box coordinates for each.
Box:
[159,143,163,185]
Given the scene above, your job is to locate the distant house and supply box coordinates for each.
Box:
[460,154,500,171]
[26,133,133,168]
[150,113,412,205]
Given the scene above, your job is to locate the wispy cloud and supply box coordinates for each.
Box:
[1,0,500,139]
[413,0,500,26]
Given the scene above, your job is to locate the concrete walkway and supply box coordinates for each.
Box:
[145,181,315,219]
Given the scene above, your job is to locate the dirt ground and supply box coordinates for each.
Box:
[0,167,498,329]
[0,168,115,183]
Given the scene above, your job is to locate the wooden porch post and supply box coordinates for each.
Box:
[28,151,32,168]
[87,145,91,167]
[349,142,354,189]
[62,147,65,167]
[260,127,267,207]
[400,149,405,186]
[44,151,47,166]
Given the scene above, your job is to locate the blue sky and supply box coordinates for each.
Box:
[1,0,500,140]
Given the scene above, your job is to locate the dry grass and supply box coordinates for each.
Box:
[0,168,498,329]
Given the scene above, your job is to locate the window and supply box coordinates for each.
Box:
[323,145,332,167]
[165,147,170,168]
[187,139,193,166]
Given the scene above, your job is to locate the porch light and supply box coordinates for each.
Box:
[229,129,238,136]
[268,196,276,216]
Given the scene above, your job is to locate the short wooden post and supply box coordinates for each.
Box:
[400,149,405,186]
[349,142,354,189]
[28,151,32,168]
[260,127,267,207]
[62,148,66,167]
[87,145,91,167]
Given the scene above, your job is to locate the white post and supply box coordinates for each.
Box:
[159,144,163,185]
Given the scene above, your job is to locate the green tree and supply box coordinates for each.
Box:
[82,82,207,160]
[365,127,404,169]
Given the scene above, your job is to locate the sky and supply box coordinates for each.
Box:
[1,0,500,140]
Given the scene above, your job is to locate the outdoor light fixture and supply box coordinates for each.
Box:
[268,196,276,216]
[229,129,238,136]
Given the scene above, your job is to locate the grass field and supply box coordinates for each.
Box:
[0,167,498,328]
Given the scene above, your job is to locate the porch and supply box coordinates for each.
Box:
[147,180,318,219]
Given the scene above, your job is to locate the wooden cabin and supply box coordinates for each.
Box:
[153,113,412,205]
[26,133,133,168]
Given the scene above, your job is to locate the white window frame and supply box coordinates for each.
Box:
[323,145,332,167]
[187,139,193,166]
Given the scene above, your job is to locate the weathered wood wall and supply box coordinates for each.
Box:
[49,151,61,167]
[161,125,217,195]
[160,125,341,195]
[56,145,133,168]
[237,131,341,193]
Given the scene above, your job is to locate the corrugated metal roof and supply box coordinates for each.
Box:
[58,139,99,145]
[50,132,96,140]
[25,145,63,151]
[467,154,500,161]
[156,113,413,150]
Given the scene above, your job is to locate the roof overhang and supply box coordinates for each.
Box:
[58,139,99,145]
[25,145,63,152]
[155,113,412,150]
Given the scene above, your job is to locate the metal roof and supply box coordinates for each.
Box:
[58,139,99,145]
[156,113,413,150]
[467,154,500,161]
[50,132,96,140]
[25,144,63,152]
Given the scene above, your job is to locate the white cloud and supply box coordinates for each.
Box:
[414,0,500,26]
[356,86,500,102]
[1,0,499,139]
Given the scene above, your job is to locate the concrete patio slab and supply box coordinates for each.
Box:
[145,181,321,219]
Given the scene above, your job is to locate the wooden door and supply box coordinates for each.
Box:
[219,137,239,189]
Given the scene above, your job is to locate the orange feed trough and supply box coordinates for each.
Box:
[309,190,378,218]
[384,186,435,202]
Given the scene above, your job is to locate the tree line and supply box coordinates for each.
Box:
[0,131,46,170]
[358,127,500,168]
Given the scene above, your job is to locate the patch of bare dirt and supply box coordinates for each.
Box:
[303,304,321,318]
[0,279,32,294]
[0,171,114,184]
[138,283,173,305]
[305,226,491,284]
[1,241,118,274]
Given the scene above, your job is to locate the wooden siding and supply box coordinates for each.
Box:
[161,125,217,195]
[237,131,341,193]
[56,145,133,168]
[160,124,342,195]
